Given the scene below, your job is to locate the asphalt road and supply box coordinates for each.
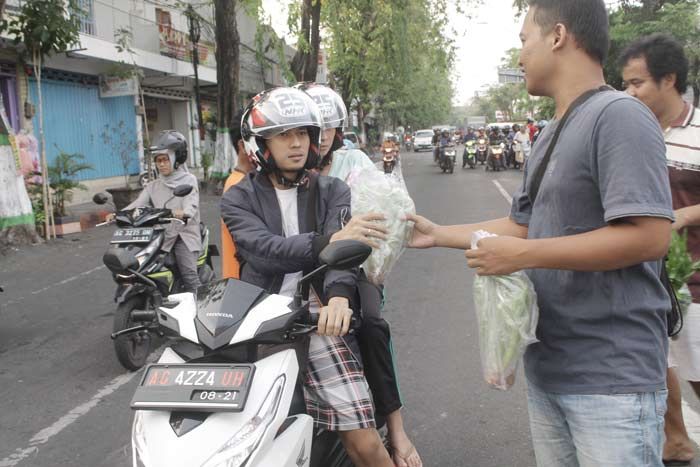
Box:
[1,149,697,467]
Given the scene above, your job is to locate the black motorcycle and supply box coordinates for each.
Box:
[439,145,456,174]
[94,185,218,370]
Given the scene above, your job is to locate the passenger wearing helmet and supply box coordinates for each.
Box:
[221,87,394,467]
[120,130,202,292]
[463,126,477,144]
[299,83,423,467]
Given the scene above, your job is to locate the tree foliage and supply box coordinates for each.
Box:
[321,0,460,136]
[607,0,699,105]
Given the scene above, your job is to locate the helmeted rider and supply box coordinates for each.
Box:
[222,86,395,466]
[293,82,348,171]
[240,88,322,188]
[117,130,202,292]
[463,126,477,143]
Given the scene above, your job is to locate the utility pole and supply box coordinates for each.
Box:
[186,5,204,142]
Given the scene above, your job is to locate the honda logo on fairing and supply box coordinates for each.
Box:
[206,312,234,319]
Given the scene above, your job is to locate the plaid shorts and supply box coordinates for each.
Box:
[303,334,376,431]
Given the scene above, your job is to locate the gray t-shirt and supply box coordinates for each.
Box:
[510,91,673,395]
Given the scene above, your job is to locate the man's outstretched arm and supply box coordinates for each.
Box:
[407,215,528,250]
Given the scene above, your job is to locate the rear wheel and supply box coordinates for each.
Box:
[113,296,152,371]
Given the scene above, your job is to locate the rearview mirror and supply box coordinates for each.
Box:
[93,193,110,205]
[173,184,193,197]
[319,240,372,270]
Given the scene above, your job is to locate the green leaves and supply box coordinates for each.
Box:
[2,0,82,62]
[322,0,464,129]
[48,150,93,216]
[666,230,700,294]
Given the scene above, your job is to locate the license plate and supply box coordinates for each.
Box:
[110,228,154,244]
[131,364,255,412]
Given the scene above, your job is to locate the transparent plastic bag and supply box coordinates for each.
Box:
[348,165,415,284]
[471,230,539,390]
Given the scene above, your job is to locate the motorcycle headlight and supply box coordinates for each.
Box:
[201,375,286,467]
[132,411,153,467]
[135,237,162,267]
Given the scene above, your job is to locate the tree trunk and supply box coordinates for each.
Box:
[34,54,55,239]
[304,0,321,82]
[692,56,699,108]
[290,0,311,81]
[211,0,240,179]
[214,0,239,129]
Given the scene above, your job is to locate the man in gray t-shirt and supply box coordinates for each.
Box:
[512,90,673,396]
[407,1,673,465]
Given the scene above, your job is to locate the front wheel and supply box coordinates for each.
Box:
[113,296,152,371]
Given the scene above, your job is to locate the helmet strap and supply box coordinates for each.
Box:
[274,168,309,188]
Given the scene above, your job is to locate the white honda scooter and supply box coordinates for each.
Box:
[126,240,372,467]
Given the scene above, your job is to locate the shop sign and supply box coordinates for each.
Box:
[99,75,138,98]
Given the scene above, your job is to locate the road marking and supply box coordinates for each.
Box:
[0,345,165,467]
[492,180,513,204]
[30,265,106,295]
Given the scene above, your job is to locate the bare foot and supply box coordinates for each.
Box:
[663,439,695,463]
[390,430,422,467]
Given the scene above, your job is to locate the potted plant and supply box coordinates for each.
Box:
[200,150,214,192]
[101,120,142,209]
[48,150,93,235]
[27,181,46,238]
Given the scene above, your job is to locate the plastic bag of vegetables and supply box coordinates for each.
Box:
[471,230,539,390]
[666,230,700,314]
[347,165,415,284]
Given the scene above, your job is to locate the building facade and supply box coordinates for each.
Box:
[2,0,293,205]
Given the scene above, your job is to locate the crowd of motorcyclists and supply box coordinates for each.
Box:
[398,119,549,174]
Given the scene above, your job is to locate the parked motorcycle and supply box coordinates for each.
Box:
[439,145,456,174]
[127,240,385,467]
[486,142,505,172]
[476,138,488,165]
[462,140,476,169]
[94,185,218,371]
[382,147,398,174]
[139,166,158,188]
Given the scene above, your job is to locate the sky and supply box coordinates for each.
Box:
[261,0,524,107]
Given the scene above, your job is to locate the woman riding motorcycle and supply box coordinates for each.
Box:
[109,130,202,293]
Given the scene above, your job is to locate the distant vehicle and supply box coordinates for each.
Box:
[413,129,434,152]
[467,116,487,127]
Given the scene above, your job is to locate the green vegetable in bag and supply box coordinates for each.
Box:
[666,231,700,314]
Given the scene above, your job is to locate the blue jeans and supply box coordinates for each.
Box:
[527,382,667,467]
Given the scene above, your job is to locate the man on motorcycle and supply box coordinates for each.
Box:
[488,126,507,169]
[463,126,477,144]
[221,87,394,467]
[110,130,202,293]
[439,129,451,163]
[298,83,422,467]
[299,82,423,467]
